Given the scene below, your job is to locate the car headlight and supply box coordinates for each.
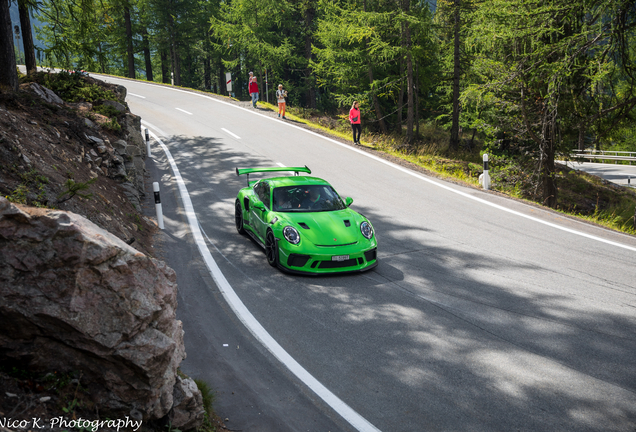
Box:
[283,226,300,244]
[360,221,374,239]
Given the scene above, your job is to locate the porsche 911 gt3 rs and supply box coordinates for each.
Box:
[234,166,378,274]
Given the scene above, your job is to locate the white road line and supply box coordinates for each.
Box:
[176,108,193,115]
[221,128,241,139]
[128,93,146,99]
[141,120,167,137]
[100,74,636,252]
[147,129,381,432]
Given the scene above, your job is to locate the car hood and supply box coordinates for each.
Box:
[281,209,364,246]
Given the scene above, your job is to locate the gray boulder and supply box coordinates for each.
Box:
[103,100,127,114]
[0,198,203,428]
[23,82,64,105]
[170,376,206,430]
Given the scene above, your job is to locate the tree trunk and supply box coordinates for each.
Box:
[160,49,169,84]
[449,0,461,151]
[171,43,181,86]
[0,0,18,92]
[98,43,106,73]
[304,2,316,108]
[541,138,557,208]
[415,62,419,137]
[18,2,36,75]
[577,123,585,151]
[403,0,414,144]
[142,28,153,81]
[257,60,264,104]
[204,55,211,91]
[218,55,225,95]
[398,56,404,131]
[364,0,387,134]
[124,6,135,79]
[168,11,180,86]
[203,30,211,91]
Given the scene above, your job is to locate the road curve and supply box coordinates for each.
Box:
[96,74,636,432]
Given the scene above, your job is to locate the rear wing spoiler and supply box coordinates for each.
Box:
[235,166,311,186]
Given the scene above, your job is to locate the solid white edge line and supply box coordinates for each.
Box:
[147,129,381,432]
[141,120,167,137]
[221,128,241,140]
[128,92,146,99]
[176,107,193,115]
[110,75,636,252]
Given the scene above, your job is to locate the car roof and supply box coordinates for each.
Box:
[261,176,331,188]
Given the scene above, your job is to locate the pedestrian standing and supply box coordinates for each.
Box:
[349,101,362,144]
[248,72,259,108]
[276,84,288,119]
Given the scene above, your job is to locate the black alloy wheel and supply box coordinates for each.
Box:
[265,230,278,267]
[235,200,246,234]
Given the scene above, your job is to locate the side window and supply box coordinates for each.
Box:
[253,181,262,198]
[258,182,271,209]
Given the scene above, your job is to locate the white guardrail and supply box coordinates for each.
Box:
[572,149,636,164]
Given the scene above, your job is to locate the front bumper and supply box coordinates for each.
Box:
[277,241,378,275]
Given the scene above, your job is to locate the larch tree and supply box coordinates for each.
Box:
[18,0,38,75]
[465,0,636,208]
[0,0,18,91]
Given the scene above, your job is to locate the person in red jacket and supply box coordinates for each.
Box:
[349,101,362,144]
[248,72,259,108]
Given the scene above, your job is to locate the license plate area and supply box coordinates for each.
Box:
[331,255,350,262]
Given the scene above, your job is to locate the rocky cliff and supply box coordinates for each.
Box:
[0,74,205,430]
[0,198,204,429]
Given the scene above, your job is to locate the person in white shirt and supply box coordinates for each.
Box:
[276,84,288,119]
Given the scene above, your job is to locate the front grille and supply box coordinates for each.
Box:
[318,258,363,269]
[315,242,358,247]
[364,248,377,262]
[287,254,310,267]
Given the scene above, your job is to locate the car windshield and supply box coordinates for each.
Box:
[272,185,346,212]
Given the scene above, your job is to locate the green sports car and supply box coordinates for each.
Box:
[234,166,378,275]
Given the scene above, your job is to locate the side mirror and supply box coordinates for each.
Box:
[253,201,266,211]
[345,197,353,207]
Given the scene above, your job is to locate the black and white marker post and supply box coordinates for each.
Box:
[144,128,151,157]
[153,182,165,230]
[619,173,634,188]
[479,153,491,190]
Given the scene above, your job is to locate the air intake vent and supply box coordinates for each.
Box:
[364,248,377,262]
[288,254,310,267]
[343,220,351,227]
[298,222,310,229]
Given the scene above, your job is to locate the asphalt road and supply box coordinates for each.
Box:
[563,160,636,187]
[95,74,636,432]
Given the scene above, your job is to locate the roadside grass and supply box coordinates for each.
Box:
[193,378,226,432]
[258,101,354,142]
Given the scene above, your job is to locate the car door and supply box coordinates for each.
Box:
[250,180,270,242]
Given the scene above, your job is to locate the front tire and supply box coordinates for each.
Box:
[265,230,278,267]
[235,200,246,234]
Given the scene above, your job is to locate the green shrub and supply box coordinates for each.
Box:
[93,104,121,118]
[40,71,117,103]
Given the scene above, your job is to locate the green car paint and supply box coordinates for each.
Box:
[234,166,378,275]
